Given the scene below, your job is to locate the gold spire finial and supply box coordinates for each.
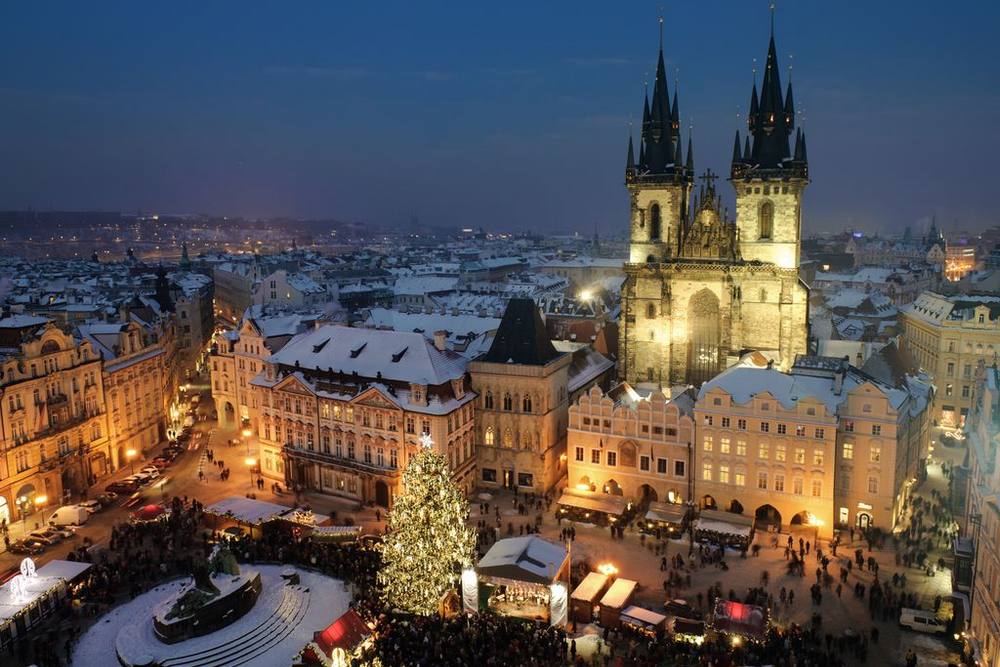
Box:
[770,3,776,36]
[658,7,664,49]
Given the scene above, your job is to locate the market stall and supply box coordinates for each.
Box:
[205,497,331,539]
[0,559,92,651]
[640,501,688,536]
[711,599,769,640]
[598,578,637,628]
[471,536,570,627]
[620,605,667,636]
[556,489,627,526]
[570,572,609,623]
[694,509,755,548]
[310,525,364,544]
[299,608,373,667]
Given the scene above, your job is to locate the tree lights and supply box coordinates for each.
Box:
[378,443,475,616]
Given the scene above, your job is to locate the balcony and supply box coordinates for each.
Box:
[283,444,399,477]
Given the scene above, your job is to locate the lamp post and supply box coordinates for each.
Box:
[126,448,137,475]
[245,457,256,491]
[30,494,48,534]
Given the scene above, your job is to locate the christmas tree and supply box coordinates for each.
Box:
[378,436,476,615]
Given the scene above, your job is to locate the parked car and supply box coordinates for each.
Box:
[48,505,90,526]
[899,608,946,635]
[106,480,139,494]
[9,539,45,555]
[151,457,172,468]
[46,525,76,539]
[77,500,102,514]
[139,466,161,479]
[28,528,63,545]
[130,472,154,485]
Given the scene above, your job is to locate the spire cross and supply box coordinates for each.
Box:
[658,9,664,49]
[770,3,776,36]
[700,169,718,190]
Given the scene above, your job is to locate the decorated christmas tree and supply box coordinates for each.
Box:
[379,435,476,615]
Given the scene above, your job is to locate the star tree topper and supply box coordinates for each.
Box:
[419,432,434,449]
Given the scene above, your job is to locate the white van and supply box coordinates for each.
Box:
[48,505,90,527]
[899,608,946,635]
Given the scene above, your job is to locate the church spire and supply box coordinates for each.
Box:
[686,129,694,172]
[732,130,743,165]
[626,134,636,175]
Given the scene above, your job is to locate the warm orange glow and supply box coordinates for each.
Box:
[597,562,618,577]
[245,457,256,467]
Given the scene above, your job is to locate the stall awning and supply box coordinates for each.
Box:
[645,501,686,525]
[557,491,626,517]
[34,560,92,584]
[695,509,754,537]
[477,536,568,586]
[206,496,330,527]
[621,605,667,628]
[571,572,609,602]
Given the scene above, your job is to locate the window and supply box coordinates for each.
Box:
[794,448,805,464]
[650,202,662,240]
[777,423,787,435]
[721,417,731,428]
[485,427,495,446]
[862,403,872,413]
[843,442,854,460]
[945,384,953,397]
[758,443,769,459]
[702,463,713,481]
[870,446,881,463]
[814,428,825,439]
[962,385,971,399]
[871,424,882,436]
[795,425,806,437]
[704,415,714,426]
[720,438,730,454]
[719,465,730,484]
[517,472,533,487]
[793,478,803,495]
[485,392,494,409]
[811,479,822,497]
[757,472,768,490]
[591,450,601,464]
[364,444,372,464]
[703,436,713,452]
[775,444,786,462]
[575,446,584,462]
[736,440,747,456]
[843,420,854,433]
[674,460,685,477]
[391,449,398,468]
[867,476,879,494]
[502,393,512,411]
[583,417,591,426]
[759,201,774,239]
[653,426,664,435]
[482,468,497,482]
[760,422,770,433]
[774,474,785,492]
[607,451,617,467]
[522,396,532,412]
[813,450,824,466]
[737,419,747,431]
[657,458,668,474]
[640,455,650,471]
[647,303,656,318]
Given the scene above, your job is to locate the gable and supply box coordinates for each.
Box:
[273,374,315,396]
[351,386,400,410]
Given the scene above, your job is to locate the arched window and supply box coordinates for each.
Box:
[484,391,493,409]
[502,393,512,411]
[759,201,774,240]
[646,303,656,319]
[650,203,661,240]
[484,426,495,446]
[522,395,532,412]
[502,429,513,447]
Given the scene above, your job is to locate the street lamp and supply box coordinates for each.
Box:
[126,448,137,475]
[245,457,256,491]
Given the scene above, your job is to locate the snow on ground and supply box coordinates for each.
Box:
[72,565,351,667]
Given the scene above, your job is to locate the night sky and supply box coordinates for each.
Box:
[1,1,997,237]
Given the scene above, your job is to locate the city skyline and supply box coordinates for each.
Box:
[1,2,998,236]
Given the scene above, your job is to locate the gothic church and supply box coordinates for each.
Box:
[619,21,810,386]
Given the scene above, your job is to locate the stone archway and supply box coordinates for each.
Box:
[728,499,744,514]
[857,512,872,529]
[605,479,623,496]
[755,504,782,531]
[638,484,658,502]
[700,495,717,510]
[790,511,812,527]
[224,402,236,424]
[687,289,722,385]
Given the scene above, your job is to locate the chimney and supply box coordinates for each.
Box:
[834,356,849,396]
[433,330,447,352]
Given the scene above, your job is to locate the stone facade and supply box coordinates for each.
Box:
[567,384,694,505]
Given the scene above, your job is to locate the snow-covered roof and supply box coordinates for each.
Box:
[0,314,50,329]
[476,536,567,585]
[393,276,458,296]
[363,308,500,341]
[268,324,468,386]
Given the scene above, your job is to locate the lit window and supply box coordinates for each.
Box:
[757,472,768,490]
[811,479,822,497]
[843,442,854,460]
[719,465,730,484]
[775,444,786,462]
[702,463,713,481]
[720,438,730,454]
[870,446,881,463]
[703,436,713,452]
[758,443,769,459]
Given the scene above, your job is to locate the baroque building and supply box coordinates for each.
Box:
[619,25,809,386]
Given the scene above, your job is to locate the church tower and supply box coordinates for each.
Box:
[625,19,694,265]
[730,24,809,269]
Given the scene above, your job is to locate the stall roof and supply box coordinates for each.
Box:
[621,605,667,627]
[599,578,637,610]
[477,536,567,585]
[571,572,609,602]
[645,502,686,524]
[696,509,754,537]
[314,608,371,656]
[34,560,92,582]
[205,497,329,526]
[698,509,754,526]
[557,491,627,516]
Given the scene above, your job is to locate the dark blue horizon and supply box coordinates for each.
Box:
[0,1,997,237]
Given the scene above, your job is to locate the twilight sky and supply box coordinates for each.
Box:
[0,1,998,236]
